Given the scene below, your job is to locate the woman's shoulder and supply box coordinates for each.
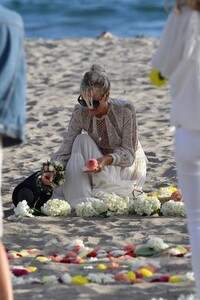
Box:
[110,98,136,112]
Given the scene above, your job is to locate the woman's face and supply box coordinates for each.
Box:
[87,89,110,118]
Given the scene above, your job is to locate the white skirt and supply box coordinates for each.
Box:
[53,134,147,207]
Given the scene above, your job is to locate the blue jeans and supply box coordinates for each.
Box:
[0,5,26,147]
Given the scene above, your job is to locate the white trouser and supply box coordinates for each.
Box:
[53,134,147,207]
[175,128,200,299]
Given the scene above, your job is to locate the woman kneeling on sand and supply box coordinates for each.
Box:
[41,64,147,207]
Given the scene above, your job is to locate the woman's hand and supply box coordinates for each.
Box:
[41,171,55,187]
[96,156,113,172]
[83,156,113,173]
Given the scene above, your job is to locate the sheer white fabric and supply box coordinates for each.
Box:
[175,128,200,300]
[151,6,200,131]
[52,133,147,207]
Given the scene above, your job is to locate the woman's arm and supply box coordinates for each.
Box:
[108,103,138,167]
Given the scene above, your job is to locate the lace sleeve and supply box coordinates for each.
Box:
[109,103,138,167]
[50,105,83,168]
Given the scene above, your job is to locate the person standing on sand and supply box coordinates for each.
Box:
[41,64,147,207]
[151,0,200,298]
[0,5,26,300]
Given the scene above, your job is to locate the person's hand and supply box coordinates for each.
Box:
[41,171,55,187]
[96,156,113,172]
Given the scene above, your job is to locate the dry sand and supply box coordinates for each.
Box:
[2,35,195,299]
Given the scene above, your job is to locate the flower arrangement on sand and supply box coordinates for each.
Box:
[75,194,134,218]
[38,161,65,195]
[133,186,185,217]
[8,237,194,292]
[11,184,184,218]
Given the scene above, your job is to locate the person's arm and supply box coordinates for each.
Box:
[151,10,184,79]
[0,242,13,300]
[107,103,138,168]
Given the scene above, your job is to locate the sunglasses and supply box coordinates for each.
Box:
[77,94,104,109]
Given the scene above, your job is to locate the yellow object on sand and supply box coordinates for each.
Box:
[149,69,167,88]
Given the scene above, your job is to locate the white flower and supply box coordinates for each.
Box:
[87,273,115,284]
[90,199,108,215]
[96,250,108,258]
[48,165,55,172]
[134,194,161,216]
[157,186,177,198]
[41,275,58,284]
[145,237,169,251]
[179,272,195,282]
[161,200,185,217]
[177,294,198,300]
[75,202,97,217]
[11,274,40,285]
[14,200,34,218]
[109,250,126,257]
[41,199,71,216]
[66,239,84,250]
[61,273,72,284]
[130,258,161,272]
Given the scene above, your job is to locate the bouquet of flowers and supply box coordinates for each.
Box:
[160,200,185,217]
[133,194,161,216]
[75,194,134,218]
[38,161,65,195]
[40,199,71,216]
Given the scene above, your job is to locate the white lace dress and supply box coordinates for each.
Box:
[51,98,147,207]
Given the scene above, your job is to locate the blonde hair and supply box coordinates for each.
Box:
[165,0,200,12]
[80,64,110,100]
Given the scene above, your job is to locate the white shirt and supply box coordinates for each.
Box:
[151,6,200,131]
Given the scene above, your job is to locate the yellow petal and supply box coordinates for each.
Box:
[169,276,182,283]
[126,271,136,280]
[36,256,50,262]
[71,275,89,285]
[96,264,107,270]
[138,268,153,277]
[27,266,37,272]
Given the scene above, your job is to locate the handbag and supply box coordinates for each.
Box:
[12,171,52,210]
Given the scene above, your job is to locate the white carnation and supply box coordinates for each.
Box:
[61,273,72,284]
[66,239,84,250]
[134,194,161,216]
[145,237,169,250]
[87,273,115,284]
[75,202,96,217]
[14,200,34,218]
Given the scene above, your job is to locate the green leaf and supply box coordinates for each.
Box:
[32,209,46,216]
[135,247,156,257]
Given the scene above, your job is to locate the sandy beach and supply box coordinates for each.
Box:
[2,35,195,299]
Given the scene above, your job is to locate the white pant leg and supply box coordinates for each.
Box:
[175,128,200,299]
[0,137,3,239]
[60,134,105,206]
[120,140,147,191]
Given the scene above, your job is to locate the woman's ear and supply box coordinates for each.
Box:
[105,91,110,100]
